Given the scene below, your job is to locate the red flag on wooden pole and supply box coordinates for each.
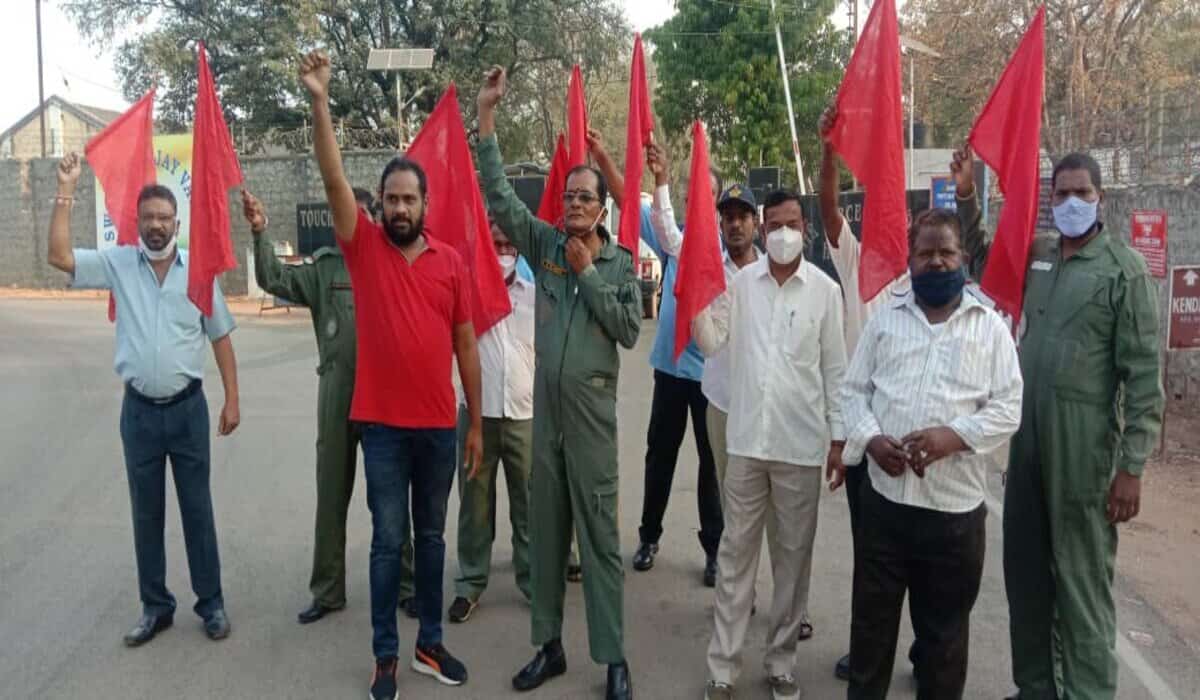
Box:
[970,5,1046,321]
[537,134,570,226]
[85,88,155,321]
[826,0,908,302]
[567,65,589,169]
[673,121,725,361]
[188,42,243,317]
[407,84,512,335]
[618,34,654,257]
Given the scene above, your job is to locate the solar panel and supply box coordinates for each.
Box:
[367,48,435,71]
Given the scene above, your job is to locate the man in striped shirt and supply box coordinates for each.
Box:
[837,208,1023,699]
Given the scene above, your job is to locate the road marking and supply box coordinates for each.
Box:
[983,492,1183,700]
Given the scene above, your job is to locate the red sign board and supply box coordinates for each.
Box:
[1131,210,1168,278]
[1168,265,1200,350]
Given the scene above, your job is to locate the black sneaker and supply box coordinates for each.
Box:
[447,596,477,623]
[413,642,468,686]
[370,657,398,700]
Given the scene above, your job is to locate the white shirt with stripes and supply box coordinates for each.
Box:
[840,289,1023,513]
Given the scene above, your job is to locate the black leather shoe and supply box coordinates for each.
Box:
[122,613,173,647]
[834,652,850,681]
[566,564,583,583]
[512,639,567,692]
[399,596,418,619]
[204,609,231,640]
[606,660,633,700]
[632,542,658,572]
[297,600,344,625]
[703,555,718,587]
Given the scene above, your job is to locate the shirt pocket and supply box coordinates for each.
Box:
[162,288,204,338]
[537,277,561,328]
[783,310,819,365]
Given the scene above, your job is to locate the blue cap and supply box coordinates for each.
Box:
[717,183,756,212]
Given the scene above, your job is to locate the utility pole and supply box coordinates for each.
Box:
[36,0,47,158]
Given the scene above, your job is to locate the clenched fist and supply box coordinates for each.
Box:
[299,50,332,101]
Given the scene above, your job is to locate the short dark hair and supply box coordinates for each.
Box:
[908,207,962,248]
[137,184,177,215]
[565,164,608,205]
[1051,152,1102,191]
[380,157,427,198]
[761,189,803,219]
[352,187,374,208]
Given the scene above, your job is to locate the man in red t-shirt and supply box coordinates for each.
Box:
[301,50,483,700]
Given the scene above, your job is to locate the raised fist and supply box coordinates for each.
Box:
[477,65,508,111]
[299,50,332,100]
[818,103,838,142]
[241,189,267,232]
[950,143,975,197]
[57,152,82,190]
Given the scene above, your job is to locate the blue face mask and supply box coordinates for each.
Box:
[1052,196,1099,238]
[911,267,966,308]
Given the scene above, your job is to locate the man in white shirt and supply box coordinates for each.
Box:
[694,190,848,700]
[837,208,1022,699]
[447,221,537,624]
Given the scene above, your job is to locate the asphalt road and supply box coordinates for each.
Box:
[1,298,1194,699]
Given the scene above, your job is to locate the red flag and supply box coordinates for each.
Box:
[407,84,512,336]
[188,42,243,317]
[970,5,1045,321]
[827,0,908,302]
[85,89,156,321]
[567,65,589,168]
[618,34,654,257]
[672,121,725,361]
[537,134,570,226]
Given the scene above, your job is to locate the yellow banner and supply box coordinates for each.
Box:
[94,133,194,250]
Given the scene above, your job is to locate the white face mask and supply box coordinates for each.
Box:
[766,226,804,265]
[1052,196,1099,239]
[498,254,517,278]
[140,234,177,261]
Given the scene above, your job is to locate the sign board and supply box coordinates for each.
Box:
[930,175,957,211]
[95,134,194,250]
[1168,265,1200,350]
[1130,210,1168,278]
[296,203,336,255]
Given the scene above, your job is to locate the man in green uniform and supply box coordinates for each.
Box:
[954,151,1163,699]
[476,66,641,700]
[243,188,416,624]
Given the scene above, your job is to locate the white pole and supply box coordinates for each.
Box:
[771,0,807,194]
[396,73,404,150]
[908,52,915,189]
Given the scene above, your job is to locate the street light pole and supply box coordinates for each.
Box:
[899,36,942,191]
[36,0,47,158]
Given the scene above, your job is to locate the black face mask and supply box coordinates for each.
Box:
[911,267,966,307]
[384,212,424,248]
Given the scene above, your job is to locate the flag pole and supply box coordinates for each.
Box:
[771,0,807,194]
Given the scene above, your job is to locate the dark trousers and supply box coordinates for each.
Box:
[638,370,722,556]
[361,423,456,659]
[119,380,223,620]
[849,480,986,700]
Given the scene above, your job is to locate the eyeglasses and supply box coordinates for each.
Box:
[562,191,601,205]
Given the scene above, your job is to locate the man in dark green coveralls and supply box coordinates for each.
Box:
[243,188,416,624]
[476,67,640,700]
[953,149,1163,700]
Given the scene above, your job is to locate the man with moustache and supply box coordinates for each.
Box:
[301,50,484,700]
[245,189,417,624]
[47,153,240,647]
[477,66,641,700]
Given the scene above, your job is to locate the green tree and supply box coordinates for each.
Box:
[645,0,847,186]
[61,0,631,161]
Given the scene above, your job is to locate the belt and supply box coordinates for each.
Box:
[125,378,202,407]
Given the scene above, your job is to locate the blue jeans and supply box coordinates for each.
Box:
[361,424,456,658]
[119,381,224,620]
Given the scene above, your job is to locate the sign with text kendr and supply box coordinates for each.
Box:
[1168,265,1200,350]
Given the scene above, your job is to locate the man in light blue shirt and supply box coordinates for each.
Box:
[588,134,723,585]
[47,153,241,648]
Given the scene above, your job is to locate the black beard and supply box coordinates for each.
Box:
[384,214,423,247]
